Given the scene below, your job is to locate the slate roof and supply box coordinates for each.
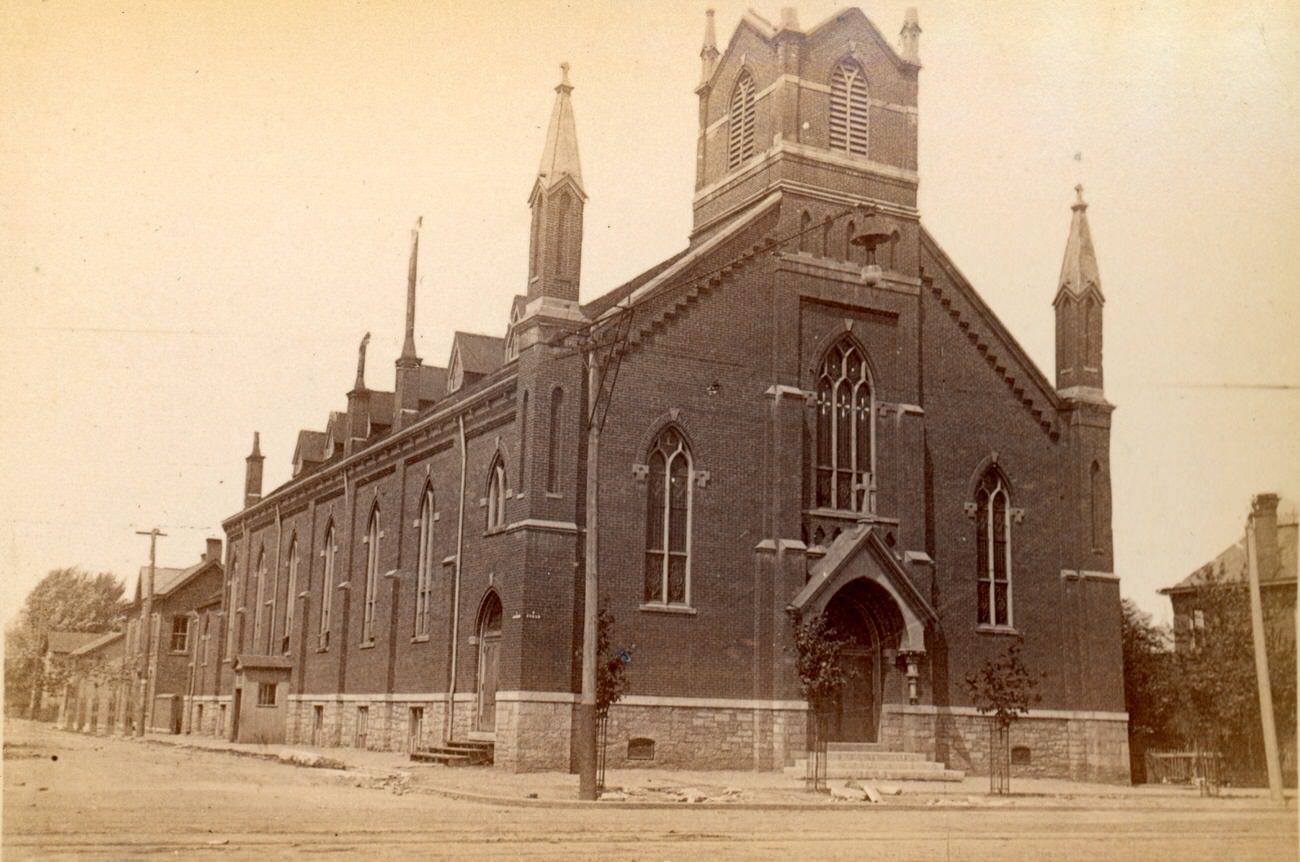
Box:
[46,631,102,655]
[1161,510,1298,595]
[69,630,124,657]
[453,332,506,376]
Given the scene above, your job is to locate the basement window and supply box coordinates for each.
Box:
[1011,746,1031,766]
[627,737,656,761]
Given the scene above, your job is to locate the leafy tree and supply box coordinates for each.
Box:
[593,609,630,792]
[4,568,126,718]
[1120,599,1180,780]
[791,612,856,790]
[1174,569,1296,787]
[963,638,1042,794]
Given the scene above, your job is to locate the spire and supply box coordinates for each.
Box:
[247,431,262,461]
[399,217,422,366]
[354,331,371,392]
[537,63,583,195]
[244,432,264,508]
[1057,184,1103,300]
[700,8,720,84]
[899,8,922,66]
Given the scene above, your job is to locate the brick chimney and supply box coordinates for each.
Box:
[1251,493,1281,581]
[205,537,223,564]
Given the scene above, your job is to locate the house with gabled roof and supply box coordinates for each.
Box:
[200,7,1128,781]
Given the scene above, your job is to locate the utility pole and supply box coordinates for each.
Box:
[577,351,602,800]
[134,528,166,737]
[1244,512,1284,803]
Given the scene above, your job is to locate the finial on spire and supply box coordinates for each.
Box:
[1073,184,1087,210]
[900,8,922,65]
[247,431,262,460]
[537,62,584,191]
[354,331,371,391]
[700,9,720,85]
[399,217,422,363]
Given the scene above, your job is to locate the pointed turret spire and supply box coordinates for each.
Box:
[399,217,422,365]
[1057,185,1103,299]
[700,8,720,84]
[899,8,922,66]
[1054,186,1105,398]
[244,431,264,508]
[537,62,583,194]
[354,331,371,392]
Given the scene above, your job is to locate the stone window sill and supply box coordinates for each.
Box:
[639,602,697,616]
[411,635,430,644]
[975,624,1020,637]
[359,641,376,650]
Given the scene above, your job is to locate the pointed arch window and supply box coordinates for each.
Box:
[727,71,756,171]
[830,60,869,156]
[1090,461,1103,551]
[814,338,875,512]
[414,489,435,637]
[225,553,238,658]
[518,391,529,486]
[282,537,298,654]
[487,455,508,531]
[975,470,1013,627]
[362,511,380,644]
[644,427,692,606]
[554,192,572,276]
[547,388,564,494]
[252,549,267,653]
[798,210,812,253]
[318,524,335,650]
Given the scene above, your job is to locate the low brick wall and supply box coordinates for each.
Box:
[880,704,1130,783]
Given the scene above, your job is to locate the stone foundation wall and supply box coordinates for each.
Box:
[494,698,573,771]
[880,704,1130,783]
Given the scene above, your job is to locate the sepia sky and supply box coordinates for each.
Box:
[2,0,1298,627]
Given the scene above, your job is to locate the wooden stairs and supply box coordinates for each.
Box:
[410,739,494,767]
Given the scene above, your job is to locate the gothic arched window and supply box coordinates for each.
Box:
[487,454,508,530]
[319,524,335,650]
[252,549,267,653]
[414,489,435,637]
[362,510,380,644]
[975,469,1013,627]
[225,553,238,658]
[727,70,756,171]
[1090,461,1103,551]
[547,388,564,493]
[282,537,298,654]
[798,210,812,253]
[830,60,869,156]
[644,427,692,606]
[815,337,874,512]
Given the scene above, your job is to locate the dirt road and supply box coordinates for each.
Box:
[4,721,1295,860]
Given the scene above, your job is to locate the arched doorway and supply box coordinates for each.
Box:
[822,578,903,743]
[475,592,503,734]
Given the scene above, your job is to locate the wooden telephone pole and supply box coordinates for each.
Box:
[134,528,166,737]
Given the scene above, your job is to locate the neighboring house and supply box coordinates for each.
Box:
[59,630,126,734]
[195,7,1128,780]
[1159,493,1297,775]
[33,631,100,721]
[122,539,224,734]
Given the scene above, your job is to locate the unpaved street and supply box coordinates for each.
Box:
[4,721,1295,861]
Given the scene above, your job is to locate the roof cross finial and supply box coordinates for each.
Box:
[1073,183,1087,211]
[557,62,572,92]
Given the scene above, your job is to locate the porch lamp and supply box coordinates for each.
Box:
[900,651,922,705]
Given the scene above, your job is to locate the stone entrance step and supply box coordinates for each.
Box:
[786,745,964,782]
[410,739,494,767]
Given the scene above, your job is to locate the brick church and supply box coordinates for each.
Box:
[192,7,1129,781]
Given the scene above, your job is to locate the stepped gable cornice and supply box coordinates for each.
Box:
[920,228,1062,440]
[222,367,518,532]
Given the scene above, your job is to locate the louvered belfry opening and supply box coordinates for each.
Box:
[727,71,756,171]
[830,60,869,156]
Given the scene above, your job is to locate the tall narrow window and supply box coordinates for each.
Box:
[487,455,508,530]
[362,512,380,644]
[814,338,874,512]
[414,489,435,637]
[319,525,335,650]
[282,538,298,654]
[844,219,856,263]
[830,60,869,156]
[975,469,1013,627]
[170,616,190,652]
[547,388,564,493]
[798,210,812,252]
[252,550,266,653]
[554,192,571,275]
[225,554,238,658]
[1090,461,1103,551]
[727,70,756,171]
[518,391,529,488]
[644,427,692,606]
